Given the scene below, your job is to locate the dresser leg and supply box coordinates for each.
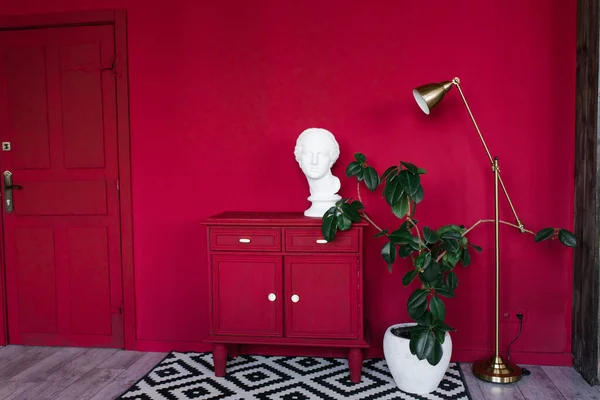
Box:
[230,344,241,358]
[213,344,228,377]
[348,348,363,383]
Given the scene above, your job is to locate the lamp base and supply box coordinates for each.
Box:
[472,355,522,384]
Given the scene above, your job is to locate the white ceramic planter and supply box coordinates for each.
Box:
[383,322,452,395]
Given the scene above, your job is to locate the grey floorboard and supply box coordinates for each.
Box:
[460,363,487,400]
[542,366,600,400]
[515,365,566,399]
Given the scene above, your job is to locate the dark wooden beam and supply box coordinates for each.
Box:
[573,0,600,385]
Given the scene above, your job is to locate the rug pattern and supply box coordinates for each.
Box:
[118,351,471,400]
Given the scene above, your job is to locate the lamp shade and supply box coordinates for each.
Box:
[412,81,454,114]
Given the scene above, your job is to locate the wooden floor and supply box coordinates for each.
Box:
[0,345,599,399]
[461,363,600,400]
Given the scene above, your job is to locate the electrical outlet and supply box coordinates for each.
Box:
[502,308,527,323]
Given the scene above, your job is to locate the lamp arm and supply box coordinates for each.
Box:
[452,78,526,233]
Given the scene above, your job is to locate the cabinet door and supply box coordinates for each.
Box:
[212,255,282,337]
[284,255,358,339]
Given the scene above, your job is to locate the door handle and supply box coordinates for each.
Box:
[3,171,21,213]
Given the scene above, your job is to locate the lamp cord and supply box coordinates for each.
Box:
[507,314,523,361]
[506,314,531,376]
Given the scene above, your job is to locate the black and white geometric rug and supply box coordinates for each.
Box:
[117,351,471,400]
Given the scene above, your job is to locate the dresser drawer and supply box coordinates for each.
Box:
[210,227,281,251]
[284,228,359,253]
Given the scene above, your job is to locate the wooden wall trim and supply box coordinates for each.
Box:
[573,0,600,385]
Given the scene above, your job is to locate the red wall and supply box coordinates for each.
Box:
[0,0,577,364]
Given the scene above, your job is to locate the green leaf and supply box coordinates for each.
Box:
[402,270,418,286]
[356,168,364,180]
[340,202,361,222]
[423,227,440,244]
[381,242,396,271]
[559,229,577,247]
[392,195,410,219]
[400,161,419,174]
[440,231,461,240]
[443,239,460,253]
[417,168,427,174]
[381,166,399,182]
[444,251,461,267]
[383,178,404,206]
[345,162,362,177]
[321,209,338,242]
[373,229,388,238]
[337,214,352,230]
[435,283,455,298]
[434,328,446,345]
[534,227,555,242]
[446,271,458,290]
[410,329,435,361]
[389,229,414,244]
[426,340,444,366]
[415,252,432,270]
[363,166,380,191]
[429,296,446,321]
[437,225,462,236]
[461,248,471,266]
[350,200,364,212]
[407,289,429,320]
[416,311,434,327]
[408,238,422,251]
[435,322,455,332]
[354,153,366,163]
[413,185,424,204]
[422,261,441,282]
[468,242,483,252]
[397,170,421,196]
[399,245,414,258]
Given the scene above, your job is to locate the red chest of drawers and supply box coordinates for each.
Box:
[203,211,369,382]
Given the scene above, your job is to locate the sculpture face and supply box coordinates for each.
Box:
[295,129,339,180]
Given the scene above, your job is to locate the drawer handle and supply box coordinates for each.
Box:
[238,238,251,243]
[291,294,300,303]
[268,293,277,302]
[316,239,328,244]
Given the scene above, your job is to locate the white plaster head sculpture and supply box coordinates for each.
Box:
[294,128,342,217]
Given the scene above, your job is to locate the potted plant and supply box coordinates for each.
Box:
[321,153,576,394]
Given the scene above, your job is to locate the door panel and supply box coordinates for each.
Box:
[0,25,124,348]
[285,255,358,339]
[6,46,51,170]
[212,254,282,337]
[15,181,108,215]
[15,227,57,334]
[68,227,111,335]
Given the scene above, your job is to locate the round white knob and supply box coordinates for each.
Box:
[315,239,328,244]
[291,294,300,303]
[239,238,251,243]
[268,293,276,302]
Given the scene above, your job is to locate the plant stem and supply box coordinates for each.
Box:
[361,211,388,235]
[407,216,422,251]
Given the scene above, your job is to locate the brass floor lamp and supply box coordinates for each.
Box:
[412,77,523,384]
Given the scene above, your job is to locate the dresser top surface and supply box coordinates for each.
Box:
[203,211,368,226]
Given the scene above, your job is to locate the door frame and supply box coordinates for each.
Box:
[0,9,136,350]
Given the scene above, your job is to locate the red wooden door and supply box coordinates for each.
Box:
[0,25,124,347]
[284,255,358,339]
[212,254,283,337]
